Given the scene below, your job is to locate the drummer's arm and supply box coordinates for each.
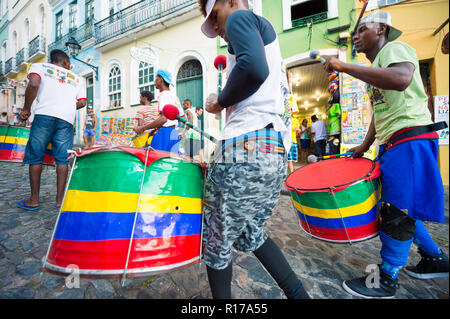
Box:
[23,74,40,113]
[141,115,167,131]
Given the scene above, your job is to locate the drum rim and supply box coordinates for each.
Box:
[285,157,378,193]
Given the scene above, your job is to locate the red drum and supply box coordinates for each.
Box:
[285,158,381,243]
[43,146,203,278]
[0,125,54,164]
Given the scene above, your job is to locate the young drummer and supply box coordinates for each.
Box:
[198,0,310,299]
[322,11,448,298]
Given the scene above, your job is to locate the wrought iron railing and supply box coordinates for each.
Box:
[292,12,329,28]
[29,35,46,57]
[48,21,94,52]
[16,48,25,66]
[95,0,197,44]
[4,57,15,74]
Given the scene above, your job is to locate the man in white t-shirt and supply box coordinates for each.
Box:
[17,49,86,211]
[310,115,327,156]
[133,69,184,153]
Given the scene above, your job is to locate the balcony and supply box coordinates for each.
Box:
[28,35,47,62]
[4,57,17,76]
[292,12,329,28]
[48,21,95,54]
[95,0,198,50]
[16,48,29,71]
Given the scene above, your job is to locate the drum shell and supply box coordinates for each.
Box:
[288,174,381,243]
[45,149,203,276]
[0,125,54,164]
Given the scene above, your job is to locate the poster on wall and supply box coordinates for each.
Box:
[340,68,372,146]
[434,95,449,145]
[99,117,138,146]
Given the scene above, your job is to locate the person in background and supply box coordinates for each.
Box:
[180,99,202,159]
[134,90,157,146]
[133,69,184,153]
[17,49,86,210]
[310,115,327,156]
[0,112,8,125]
[83,106,97,149]
[195,106,205,162]
[299,119,311,164]
[287,114,300,173]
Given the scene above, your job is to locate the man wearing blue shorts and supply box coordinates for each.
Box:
[322,11,448,298]
[83,106,97,149]
[18,50,86,210]
[199,0,310,299]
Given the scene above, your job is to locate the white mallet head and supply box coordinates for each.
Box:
[307,155,319,163]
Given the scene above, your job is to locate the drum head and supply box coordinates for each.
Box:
[286,158,378,192]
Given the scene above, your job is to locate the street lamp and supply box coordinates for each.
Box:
[65,37,98,80]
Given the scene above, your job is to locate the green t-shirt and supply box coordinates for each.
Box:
[368,41,432,143]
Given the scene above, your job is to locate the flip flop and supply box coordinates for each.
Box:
[54,204,61,209]
[17,199,40,211]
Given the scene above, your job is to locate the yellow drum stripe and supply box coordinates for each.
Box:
[62,190,202,214]
[4,136,28,145]
[292,188,381,219]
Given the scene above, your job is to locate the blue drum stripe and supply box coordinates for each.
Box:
[296,201,380,229]
[54,211,202,241]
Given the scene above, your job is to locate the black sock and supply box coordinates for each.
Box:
[206,262,233,299]
[253,237,310,299]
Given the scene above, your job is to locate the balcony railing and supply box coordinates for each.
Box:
[16,48,25,66]
[29,35,46,58]
[48,21,94,53]
[4,57,16,74]
[292,12,329,28]
[95,0,197,45]
[0,61,3,75]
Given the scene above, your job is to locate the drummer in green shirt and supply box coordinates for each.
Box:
[321,11,448,299]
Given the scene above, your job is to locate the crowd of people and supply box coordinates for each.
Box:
[6,0,448,300]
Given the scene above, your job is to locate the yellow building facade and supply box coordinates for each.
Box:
[356,0,449,185]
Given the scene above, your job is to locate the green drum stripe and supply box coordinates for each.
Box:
[68,152,203,198]
[7,127,30,138]
[290,178,380,209]
[0,126,8,136]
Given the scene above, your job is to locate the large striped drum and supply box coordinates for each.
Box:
[43,146,203,277]
[285,157,381,243]
[0,125,54,164]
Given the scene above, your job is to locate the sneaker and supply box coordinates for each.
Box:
[405,247,449,279]
[342,266,398,299]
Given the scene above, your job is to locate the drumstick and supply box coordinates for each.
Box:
[307,152,354,163]
[352,0,369,37]
[214,55,227,121]
[162,104,218,143]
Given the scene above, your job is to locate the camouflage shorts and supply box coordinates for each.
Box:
[202,129,287,270]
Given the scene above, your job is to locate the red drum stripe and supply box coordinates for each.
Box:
[299,219,380,242]
[47,234,201,271]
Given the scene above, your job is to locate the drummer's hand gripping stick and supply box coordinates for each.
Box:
[162,104,218,143]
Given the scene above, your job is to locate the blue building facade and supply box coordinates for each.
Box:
[48,0,102,144]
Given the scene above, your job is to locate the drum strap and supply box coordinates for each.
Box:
[378,121,447,159]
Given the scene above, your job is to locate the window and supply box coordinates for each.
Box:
[55,12,63,40]
[282,0,338,30]
[138,62,155,97]
[85,0,94,23]
[69,1,78,33]
[367,0,408,10]
[108,66,122,109]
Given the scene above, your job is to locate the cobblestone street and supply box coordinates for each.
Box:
[0,161,448,299]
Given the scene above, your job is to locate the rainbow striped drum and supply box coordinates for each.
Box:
[0,125,54,164]
[43,146,203,277]
[285,158,381,243]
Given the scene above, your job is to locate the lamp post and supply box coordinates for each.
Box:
[65,37,98,80]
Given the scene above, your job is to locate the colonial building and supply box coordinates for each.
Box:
[93,0,218,154]
[1,0,50,123]
[48,0,101,144]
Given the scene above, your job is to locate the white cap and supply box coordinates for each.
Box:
[201,0,219,38]
[360,11,402,42]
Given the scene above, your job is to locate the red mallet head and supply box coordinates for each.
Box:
[162,104,179,121]
[214,55,227,70]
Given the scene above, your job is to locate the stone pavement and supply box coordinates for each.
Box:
[0,161,448,299]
